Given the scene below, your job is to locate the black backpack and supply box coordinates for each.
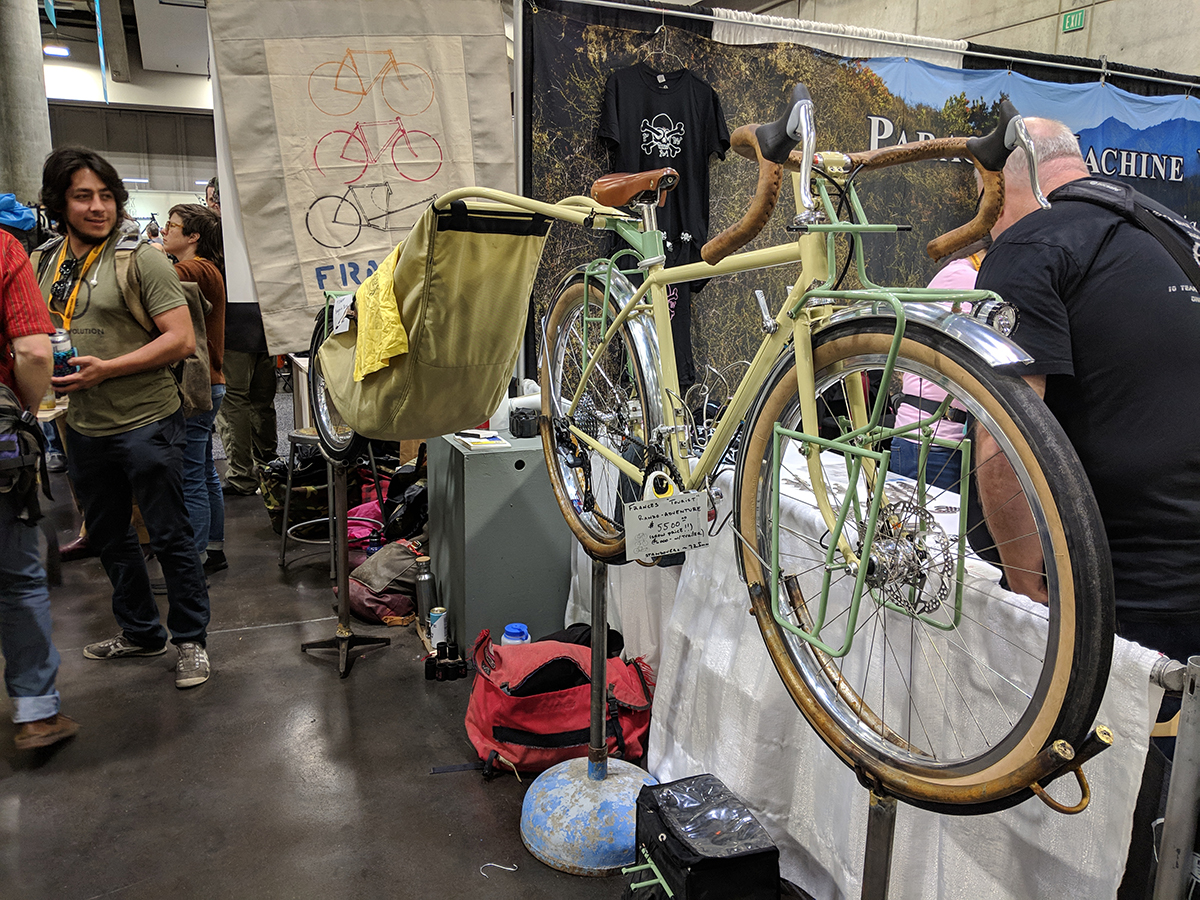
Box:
[1050,177,1200,293]
[0,383,52,523]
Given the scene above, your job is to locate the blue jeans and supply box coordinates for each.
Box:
[184,384,226,556]
[65,410,210,647]
[890,438,962,492]
[0,491,62,722]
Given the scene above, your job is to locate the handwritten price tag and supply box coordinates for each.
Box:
[624,491,709,561]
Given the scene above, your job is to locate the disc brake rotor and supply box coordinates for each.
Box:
[859,501,952,615]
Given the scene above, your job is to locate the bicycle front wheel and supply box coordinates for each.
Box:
[734,319,1113,813]
[540,275,664,564]
[308,308,363,464]
[380,63,434,117]
[390,130,443,183]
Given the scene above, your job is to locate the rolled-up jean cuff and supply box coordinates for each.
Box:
[12,691,61,724]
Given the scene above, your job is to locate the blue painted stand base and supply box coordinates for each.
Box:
[520,757,658,876]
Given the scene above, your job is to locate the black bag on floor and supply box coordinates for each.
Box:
[622,773,779,900]
[259,446,362,536]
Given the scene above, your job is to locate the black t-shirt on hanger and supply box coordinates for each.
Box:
[598,63,730,391]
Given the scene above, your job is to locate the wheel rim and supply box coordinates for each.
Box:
[544,284,650,551]
[309,319,358,459]
[745,334,1077,785]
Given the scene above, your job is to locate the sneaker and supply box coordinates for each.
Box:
[45,452,67,474]
[202,549,228,574]
[83,633,168,660]
[175,642,210,688]
[14,714,80,750]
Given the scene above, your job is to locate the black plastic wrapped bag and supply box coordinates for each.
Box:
[623,773,779,900]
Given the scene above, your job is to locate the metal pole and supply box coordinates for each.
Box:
[1153,655,1200,900]
[860,791,898,900]
[588,557,609,781]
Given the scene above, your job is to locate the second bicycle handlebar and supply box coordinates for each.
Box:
[701,90,1024,265]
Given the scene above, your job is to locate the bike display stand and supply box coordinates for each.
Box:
[1153,655,1200,900]
[300,461,390,678]
[519,558,657,875]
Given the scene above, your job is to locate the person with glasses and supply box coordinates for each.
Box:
[161,204,228,575]
[0,228,79,749]
[35,147,212,690]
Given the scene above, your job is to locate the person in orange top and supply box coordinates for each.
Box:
[162,204,228,574]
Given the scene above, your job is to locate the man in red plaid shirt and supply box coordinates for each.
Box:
[0,229,78,750]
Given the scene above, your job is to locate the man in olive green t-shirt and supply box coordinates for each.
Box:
[37,147,212,689]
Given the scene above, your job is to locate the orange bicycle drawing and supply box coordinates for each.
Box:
[306,183,435,249]
[308,49,435,118]
[313,117,443,185]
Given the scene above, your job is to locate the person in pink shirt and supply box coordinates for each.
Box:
[889,241,987,490]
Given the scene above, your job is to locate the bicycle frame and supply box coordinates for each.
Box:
[334,50,398,97]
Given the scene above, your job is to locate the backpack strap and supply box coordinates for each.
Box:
[115,244,155,331]
[1052,178,1200,293]
[30,234,65,282]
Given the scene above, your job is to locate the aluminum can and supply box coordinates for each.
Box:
[429,607,448,647]
[51,329,77,379]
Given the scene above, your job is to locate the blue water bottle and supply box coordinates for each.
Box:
[366,529,383,556]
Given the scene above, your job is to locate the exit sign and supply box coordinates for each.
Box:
[1063,9,1086,32]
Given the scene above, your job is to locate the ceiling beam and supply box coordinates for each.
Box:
[96,0,130,82]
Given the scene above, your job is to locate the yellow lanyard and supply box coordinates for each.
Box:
[51,241,106,331]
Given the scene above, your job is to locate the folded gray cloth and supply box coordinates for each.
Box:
[351,541,420,593]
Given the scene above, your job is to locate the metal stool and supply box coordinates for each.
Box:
[278,428,382,577]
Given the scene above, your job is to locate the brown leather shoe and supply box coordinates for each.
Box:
[59,535,97,561]
[14,714,80,750]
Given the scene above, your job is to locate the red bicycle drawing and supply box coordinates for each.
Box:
[308,49,434,118]
[313,117,443,185]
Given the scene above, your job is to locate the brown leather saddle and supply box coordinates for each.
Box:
[590,167,679,208]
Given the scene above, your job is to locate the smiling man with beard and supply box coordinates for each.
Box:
[35,148,212,689]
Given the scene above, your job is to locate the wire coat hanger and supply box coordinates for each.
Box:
[637,13,686,72]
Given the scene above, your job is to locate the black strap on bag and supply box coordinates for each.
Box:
[1050,178,1200,293]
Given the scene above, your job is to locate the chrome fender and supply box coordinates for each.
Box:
[819,301,1034,367]
[540,265,665,438]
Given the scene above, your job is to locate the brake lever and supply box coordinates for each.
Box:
[1008,116,1051,210]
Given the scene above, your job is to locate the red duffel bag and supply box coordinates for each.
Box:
[464,629,654,777]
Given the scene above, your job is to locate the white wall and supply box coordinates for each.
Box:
[745,0,1200,79]
[43,34,212,111]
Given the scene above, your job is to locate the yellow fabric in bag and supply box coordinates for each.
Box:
[353,241,407,381]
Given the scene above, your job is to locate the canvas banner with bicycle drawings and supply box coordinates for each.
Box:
[208,0,514,353]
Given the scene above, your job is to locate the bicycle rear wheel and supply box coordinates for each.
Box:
[540,274,664,564]
[734,319,1113,813]
[308,308,363,464]
[307,61,364,117]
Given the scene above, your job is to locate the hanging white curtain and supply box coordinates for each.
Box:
[711,8,967,68]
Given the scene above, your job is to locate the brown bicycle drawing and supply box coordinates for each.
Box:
[308,49,435,118]
[313,117,443,185]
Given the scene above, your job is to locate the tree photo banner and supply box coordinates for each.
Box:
[527,1,1200,380]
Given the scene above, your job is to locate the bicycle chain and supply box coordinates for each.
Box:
[550,414,683,535]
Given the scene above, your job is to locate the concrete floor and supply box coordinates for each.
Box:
[0,472,630,900]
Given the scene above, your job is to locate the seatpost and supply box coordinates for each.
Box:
[638,201,659,235]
